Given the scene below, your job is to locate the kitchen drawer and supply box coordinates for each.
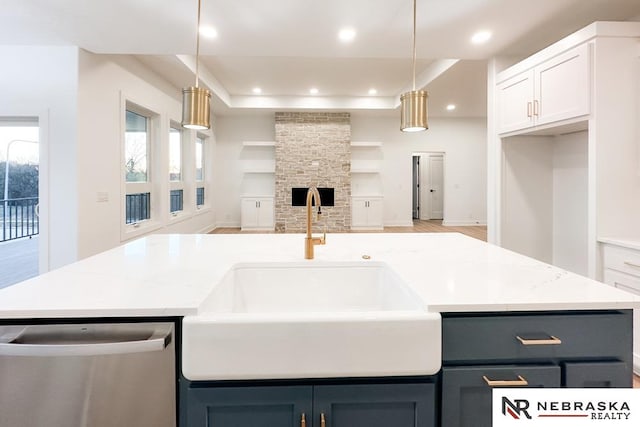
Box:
[442,364,560,427]
[563,361,631,388]
[603,268,640,295]
[442,312,631,363]
[603,244,640,278]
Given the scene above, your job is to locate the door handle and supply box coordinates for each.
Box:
[320,413,326,427]
[483,375,528,387]
[0,325,172,357]
[516,335,562,346]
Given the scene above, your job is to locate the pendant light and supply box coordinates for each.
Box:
[400,0,428,132]
[182,0,211,130]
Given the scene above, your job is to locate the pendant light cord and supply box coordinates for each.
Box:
[195,0,202,88]
[411,0,417,91]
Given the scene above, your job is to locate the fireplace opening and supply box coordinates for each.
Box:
[291,187,335,206]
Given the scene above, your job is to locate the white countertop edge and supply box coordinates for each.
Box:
[598,237,640,251]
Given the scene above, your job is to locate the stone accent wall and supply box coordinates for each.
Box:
[275,112,351,232]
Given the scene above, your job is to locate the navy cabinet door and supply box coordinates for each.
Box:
[184,385,312,427]
[313,383,435,427]
[564,361,632,388]
[441,365,561,427]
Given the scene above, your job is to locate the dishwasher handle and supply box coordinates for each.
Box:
[0,326,172,357]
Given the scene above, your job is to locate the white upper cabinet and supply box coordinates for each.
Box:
[497,43,591,134]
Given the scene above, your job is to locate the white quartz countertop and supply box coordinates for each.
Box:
[1,233,639,319]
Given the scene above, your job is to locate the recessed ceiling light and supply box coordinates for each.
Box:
[471,30,492,45]
[309,88,319,95]
[368,88,378,96]
[252,87,262,95]
[446,104,456,111]
[338,28,356,43]
[199,25,218,39]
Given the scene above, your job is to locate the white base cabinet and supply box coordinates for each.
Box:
[351,197,383,230]
[602,242,640,374]
[240,197,274,231]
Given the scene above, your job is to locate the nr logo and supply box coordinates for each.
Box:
[502,397,532,420]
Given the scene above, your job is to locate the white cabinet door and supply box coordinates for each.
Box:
[497,70,534,134]
[351,198,369,228]
[257,198,274,229]
[240,198,259,229]
[536,43,590,126]
[367,198,384,228]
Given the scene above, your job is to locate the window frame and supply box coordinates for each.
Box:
[195,133,208,210]
[169,122,186,218]
[121,97,162,240]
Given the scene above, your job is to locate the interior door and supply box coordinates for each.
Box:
[428,155,444,220]
[412,156,420,219]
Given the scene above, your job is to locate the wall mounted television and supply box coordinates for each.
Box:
[291,187,335,206]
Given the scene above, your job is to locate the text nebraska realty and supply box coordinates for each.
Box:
[504,397,631,420]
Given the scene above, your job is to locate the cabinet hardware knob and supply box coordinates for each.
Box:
[301,413,306,427]
[623,261,640,269]
[516,335,562,345]
[483,375,528,387]
[321,413,326,427]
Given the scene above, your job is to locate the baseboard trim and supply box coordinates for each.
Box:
[442,220,487,226]
[198,224,217,234]
[383,221,413,227]
[215,221,241,228]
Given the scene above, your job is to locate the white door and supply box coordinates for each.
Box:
[428,155,444,220]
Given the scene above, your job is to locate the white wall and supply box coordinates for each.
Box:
[552,131,588,275]
[213,113,487,228]
[0,46,79,271]
[351,114,487,227]
[77,51,216,258]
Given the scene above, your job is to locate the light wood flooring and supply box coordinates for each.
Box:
[211,219,488,242]
[635,375,640,388]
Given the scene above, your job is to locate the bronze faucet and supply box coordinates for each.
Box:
[304,186,326,259]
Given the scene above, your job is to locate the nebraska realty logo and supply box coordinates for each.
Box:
[493,389,640,426]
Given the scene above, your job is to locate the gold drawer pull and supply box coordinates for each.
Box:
[301,413,306,427]
[320,413,326,427]
[516,335,562,345]
[623,261,640,269]
[483,375,528,387]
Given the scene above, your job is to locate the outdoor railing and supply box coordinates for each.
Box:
[0,197,39,242]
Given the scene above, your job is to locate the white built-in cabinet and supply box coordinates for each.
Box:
[491,21,640,279]
[351,197,383,230]
[240,197,274,231]
[240,141,275,231]
[600,240,640,374]
[350,142,384,230]
[497,44,590,134]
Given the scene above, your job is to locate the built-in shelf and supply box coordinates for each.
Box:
[351,160,381,173]
[242,141,276,147]
[351,141,383,147]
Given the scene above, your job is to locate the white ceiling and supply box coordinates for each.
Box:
[2,0,640,117]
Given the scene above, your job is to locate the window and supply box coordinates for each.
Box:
[169,125,184,214]
[124,106,154,225]
[195,134,206,207]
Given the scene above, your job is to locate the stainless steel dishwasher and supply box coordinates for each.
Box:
[0,322,175,427]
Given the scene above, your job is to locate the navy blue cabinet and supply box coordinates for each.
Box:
[440,310,633,427]
[181,381,436,427]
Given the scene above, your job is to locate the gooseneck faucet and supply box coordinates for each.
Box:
[305,186,326,259]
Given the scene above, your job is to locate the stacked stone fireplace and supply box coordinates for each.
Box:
[274,112,351,233]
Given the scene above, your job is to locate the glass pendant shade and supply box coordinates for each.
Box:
[400,90,428,132]
[182,86,211,130]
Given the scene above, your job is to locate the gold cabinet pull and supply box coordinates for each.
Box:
[516,335,562,345]
[533,99,539,116]
[320,413,326,427]
[527,101,533,118]
[483,375,528,387]
[623,261,640,269]
[300,413,306,427]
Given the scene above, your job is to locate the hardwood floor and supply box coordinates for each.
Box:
[635,374,640,388]
[211,220,488,242]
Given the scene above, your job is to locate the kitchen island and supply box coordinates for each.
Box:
[1,233,638,427]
